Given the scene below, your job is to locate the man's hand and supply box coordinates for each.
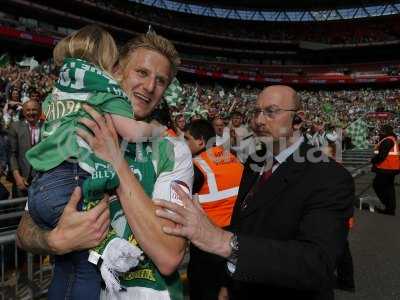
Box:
[14,173,28,190]
[218,287,229,300]
[48,187,110,255]
[154,184,233,258]
[17,187,110,255]
[77,104,124,169]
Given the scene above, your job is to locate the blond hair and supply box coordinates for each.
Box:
[53,25,118,73]
[118,33,181,79]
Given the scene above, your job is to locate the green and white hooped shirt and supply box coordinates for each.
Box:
[98,137,194,300]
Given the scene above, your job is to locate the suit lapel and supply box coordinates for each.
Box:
[237,168,259,202]
[231,149,265,226]
[20,122,31,147]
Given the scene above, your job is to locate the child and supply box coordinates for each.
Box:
[26,25,159,299]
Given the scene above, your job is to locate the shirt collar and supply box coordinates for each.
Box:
[274,136,304,165]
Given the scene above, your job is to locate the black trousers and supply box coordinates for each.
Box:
[0,182,9,200]
[187,243,227,300]
[336,240,355,288]
[373,172,396,215]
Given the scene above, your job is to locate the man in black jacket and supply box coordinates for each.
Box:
[0,125,10,200]
[155,85,355,300]
[371,125,399,215]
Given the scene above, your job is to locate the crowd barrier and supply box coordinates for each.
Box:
[0,232,52,299]
[0,197,52,299]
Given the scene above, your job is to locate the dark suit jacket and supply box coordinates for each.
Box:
[8,120,41,180]
[0,129,9,171]
[228,142,354,300]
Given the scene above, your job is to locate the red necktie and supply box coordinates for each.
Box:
[258,168,273,187]
[241,160,277,210]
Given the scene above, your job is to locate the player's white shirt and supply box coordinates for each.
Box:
[101,137,193,300]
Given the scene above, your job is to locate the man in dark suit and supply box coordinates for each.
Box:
[0,125,10,200]
[155,85,355,300]
[8,99,41,197]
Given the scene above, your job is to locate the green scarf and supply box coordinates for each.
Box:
[55,57,129,100]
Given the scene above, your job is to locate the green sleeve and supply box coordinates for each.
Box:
[89,92,134,119]
[101,97,133,119]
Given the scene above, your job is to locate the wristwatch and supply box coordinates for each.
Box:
[227,233,239,263]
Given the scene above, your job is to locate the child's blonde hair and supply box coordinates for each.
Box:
[53,25,118,73]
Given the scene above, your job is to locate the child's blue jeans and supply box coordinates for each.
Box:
[28,161,101,300]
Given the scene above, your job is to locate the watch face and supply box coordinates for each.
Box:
[228,234,239,263]
[230,234,239,251]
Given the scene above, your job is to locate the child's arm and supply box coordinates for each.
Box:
[110,114,163,142]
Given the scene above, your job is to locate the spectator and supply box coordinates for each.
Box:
[213,116,230,149]
[0,123,10,200]
[230,111,250,163]
[8,99,41,197]
[3,88,23,126]
[174,113,186,140]
[29,89,41,103]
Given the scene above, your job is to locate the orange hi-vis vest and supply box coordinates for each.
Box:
[165,128,177,137]
[193,146,244,228]
[374,136,400,170]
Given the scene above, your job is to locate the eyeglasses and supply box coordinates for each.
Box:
[252,107,297,119]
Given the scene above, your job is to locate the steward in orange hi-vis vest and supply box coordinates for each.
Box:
[185,119,244,300]
[374,136,400,171]
[371,125,399,216]
[193,146,244,228]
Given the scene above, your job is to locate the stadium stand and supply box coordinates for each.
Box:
[1,0,400,299]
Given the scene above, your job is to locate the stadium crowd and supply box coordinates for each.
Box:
[0,58,398,196]
[0,61,399,142]
[0,64,56,125]
[173,82,400,143]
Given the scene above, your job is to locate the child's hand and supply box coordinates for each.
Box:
[77,104,125,167]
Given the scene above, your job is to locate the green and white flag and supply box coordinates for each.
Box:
[322,102,333,115]
[346,117,369,149]
[183,86,208,119]
[163,77,183,107]
[0,53,10,67]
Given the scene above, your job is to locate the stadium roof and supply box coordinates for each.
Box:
[170,0,390,10]
[129,0,400,21]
